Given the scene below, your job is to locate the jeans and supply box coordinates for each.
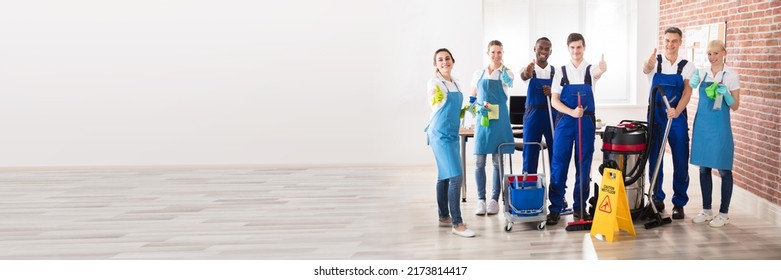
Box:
[699,167,733,214]
[475,154,501,201]
[436,175,463,225]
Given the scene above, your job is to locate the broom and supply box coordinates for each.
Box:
[549,94,573,216]
[566,89,593,231]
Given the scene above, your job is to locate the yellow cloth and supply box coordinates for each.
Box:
[486,103,499,120]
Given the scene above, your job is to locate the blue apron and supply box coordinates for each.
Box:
[523,66,557,174]
[474,70,514,155]
[424,81,464,180]
[549,65,595,213]
[647,55,689,206]
[691,72,733,170]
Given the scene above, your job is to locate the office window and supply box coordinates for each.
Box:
[484,0,633,104]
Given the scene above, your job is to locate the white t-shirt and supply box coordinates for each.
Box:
[523,64,555,83]
[699,66,741,91]
[427,76,462,113]
[646,53,695,82]
[550,61,598,94]
[470,66,514,92]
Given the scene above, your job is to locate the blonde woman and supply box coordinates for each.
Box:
[470,40,515,216]
[689,40,741,228]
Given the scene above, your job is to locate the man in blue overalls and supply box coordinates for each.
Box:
[520,37,556,177]
[642,27,694,220]
[546,33,607,225]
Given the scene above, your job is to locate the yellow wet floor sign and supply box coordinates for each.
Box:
[590,168,636,242]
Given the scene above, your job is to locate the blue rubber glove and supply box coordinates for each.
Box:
[501,69,513,87]
[477,106,489,116]
[689,69,700,88]
[717,84,735,106]
[460,96,478,119]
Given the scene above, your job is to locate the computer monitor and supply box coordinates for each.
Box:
[509,95,526,127]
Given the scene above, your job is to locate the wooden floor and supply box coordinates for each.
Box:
[1,156,781,260]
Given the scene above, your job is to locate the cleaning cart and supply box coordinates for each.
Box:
[498,141,548,231]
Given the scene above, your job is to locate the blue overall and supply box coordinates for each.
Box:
[425,82,464,180]
[647,55,689,207]
[474,70,514,155]
[691,72,733,170]
[522,66,557,174]
[548,65,595,213]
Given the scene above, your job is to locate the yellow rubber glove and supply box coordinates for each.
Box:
[431,85,445,106]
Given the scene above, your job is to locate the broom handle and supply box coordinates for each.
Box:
[577,90,583,218]
[547,96,555,135]
[578,92,582,165]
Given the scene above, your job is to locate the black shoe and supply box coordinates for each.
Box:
[546,212,560,225]
[672,206,685,219]
[654,201,665,212]
[573,209,582,220]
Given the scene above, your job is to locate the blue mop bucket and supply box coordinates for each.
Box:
[508,175,545,216]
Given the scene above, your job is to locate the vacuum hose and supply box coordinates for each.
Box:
[621,86,665,186]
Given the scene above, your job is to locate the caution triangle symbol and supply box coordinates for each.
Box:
[598,195,612,213]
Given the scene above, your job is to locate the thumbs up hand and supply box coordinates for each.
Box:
[431,85,445,106]
[599,54,607,72]
[689,69,701,88]
[524,59,535,78]
[646,48,657,70]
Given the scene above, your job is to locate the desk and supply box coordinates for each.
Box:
[458,127,522,202]
[458,126,606,202]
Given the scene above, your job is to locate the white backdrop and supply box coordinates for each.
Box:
[0,0,657,167]
[0,0,483,167]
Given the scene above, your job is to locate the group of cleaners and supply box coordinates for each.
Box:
[425,28,741,238]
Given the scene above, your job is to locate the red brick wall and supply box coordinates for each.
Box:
[659,0,781,205]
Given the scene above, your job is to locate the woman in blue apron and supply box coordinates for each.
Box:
[469,40,514,216]
[689,40,741,228]
[425,48,474,238]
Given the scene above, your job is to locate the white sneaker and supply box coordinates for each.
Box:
[475,200,486,215]
[692,211,713,224]
[486,199,500,215]
[452,224,475,238]
[709,214,730,228]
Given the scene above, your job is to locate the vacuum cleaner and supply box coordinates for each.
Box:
[587,86,673,229]
[593,120,649,219]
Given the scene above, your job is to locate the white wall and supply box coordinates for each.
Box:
[0,0,483,167]
[482,0,658,126]
[0,0,658,167]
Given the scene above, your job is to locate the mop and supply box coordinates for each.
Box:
[566,90,592,231]
[644,92,675,229]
